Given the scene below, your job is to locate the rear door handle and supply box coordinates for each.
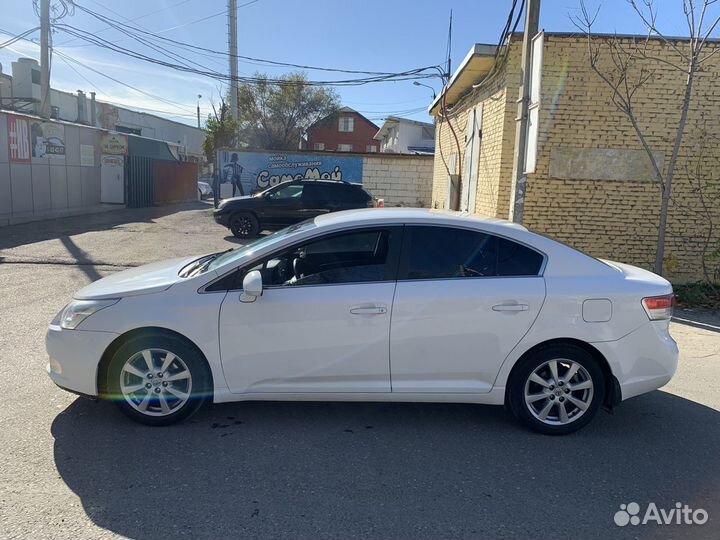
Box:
[492,304,529,312]
[350,306,387,315]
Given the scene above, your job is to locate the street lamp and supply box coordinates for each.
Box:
[413,81,436,100]
[196,94,202,129]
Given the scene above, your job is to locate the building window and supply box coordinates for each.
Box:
[366,145,377,153]
[313,142,325,151]
[337,144,353,152]
[338,116,354,132]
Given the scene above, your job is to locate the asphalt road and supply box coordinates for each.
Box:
[0,204,718,540]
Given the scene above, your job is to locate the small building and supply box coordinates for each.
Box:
[0,57,205,162]
[374,116,435,154]
[305,106,380,154]
[431,34,720,282]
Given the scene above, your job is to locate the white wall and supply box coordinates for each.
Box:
[379,121,435,154]
[362,154,434,207]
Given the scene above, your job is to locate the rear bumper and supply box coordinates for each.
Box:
[592,320,679,401]
[46,324,118,397]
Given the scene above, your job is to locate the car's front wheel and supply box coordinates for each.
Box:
[509,344,605,435]
[105,332,212,426]
[229,211,260,238]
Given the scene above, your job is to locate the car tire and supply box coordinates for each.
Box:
[508,344,605,435]
[105,332,212,426]
[229,211,260,238]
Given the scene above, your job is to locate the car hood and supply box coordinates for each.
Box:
[73,256,197,300]
[217,195,257,208]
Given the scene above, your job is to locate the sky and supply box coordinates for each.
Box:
[0,0,712,128]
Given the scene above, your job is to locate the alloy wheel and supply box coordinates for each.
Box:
[523,358,594,426]
[119,348,193,417]
[232,216,253,236]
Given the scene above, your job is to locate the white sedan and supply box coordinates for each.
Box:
[46,209,678,434]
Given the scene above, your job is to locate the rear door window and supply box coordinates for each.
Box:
[399,226,544,280]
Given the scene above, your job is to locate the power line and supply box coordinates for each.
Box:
[54,49,196,111]
[65,2,443,80]
[55,0,194,46]
[0,27,40,49]
[54,23,442,87]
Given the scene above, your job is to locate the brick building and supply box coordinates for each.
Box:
[431,33,720,282]
[305,107,380,153]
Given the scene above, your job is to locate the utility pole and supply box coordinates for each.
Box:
[509,0,540,224]
[197,94,202,128]
[39,0,51,118]
[228,0,239,122]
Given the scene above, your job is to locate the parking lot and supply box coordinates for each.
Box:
[0,203,718,540]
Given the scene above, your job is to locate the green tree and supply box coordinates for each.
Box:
[202,97,240,162]
[237,72,340,150]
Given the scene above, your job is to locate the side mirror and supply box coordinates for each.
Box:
[240,270,263,303]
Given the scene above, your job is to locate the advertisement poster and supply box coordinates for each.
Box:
[31,121,65,158]
[217,149,364,195]
[7,114,31,163]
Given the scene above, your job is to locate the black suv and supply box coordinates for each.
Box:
[213,179,373,238]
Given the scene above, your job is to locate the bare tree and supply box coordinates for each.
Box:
[573,0,720,276]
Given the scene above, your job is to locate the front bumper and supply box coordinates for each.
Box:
[213,210,230,226]
[592,320,679,401]
[46,323,118,397]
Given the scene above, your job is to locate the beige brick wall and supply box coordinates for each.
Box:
[432,35,720,282]
[525,35,720,282]
[431,45,521,219]
[362,154,434,207]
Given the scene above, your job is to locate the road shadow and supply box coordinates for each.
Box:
[673,308,720,334]
[52,392,719,540]
[0,202,209,251]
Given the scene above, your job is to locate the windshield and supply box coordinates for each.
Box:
[206,219,317,271]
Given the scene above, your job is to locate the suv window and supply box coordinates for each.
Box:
[244,228,399,287]
[400,226,544,279]
[266,183,303,200]
[301,183,331,205]
[335,184,370,204]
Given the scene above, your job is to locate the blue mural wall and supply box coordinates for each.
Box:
[217,149,364,195]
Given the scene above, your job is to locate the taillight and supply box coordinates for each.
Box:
[642,294,674,320]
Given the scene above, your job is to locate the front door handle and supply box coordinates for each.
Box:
[492,303,529,312]
[350,305,387,315]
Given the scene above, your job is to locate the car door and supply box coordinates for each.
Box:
[389,225,546,393]
[258,182,304,227]
[218,226,402,394]
[299,183,332,220]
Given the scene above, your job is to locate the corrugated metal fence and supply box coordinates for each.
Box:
[126,156,154,208]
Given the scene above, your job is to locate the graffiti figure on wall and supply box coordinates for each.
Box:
[222,153,245,196]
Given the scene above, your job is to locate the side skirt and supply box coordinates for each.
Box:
[212,387,507,406]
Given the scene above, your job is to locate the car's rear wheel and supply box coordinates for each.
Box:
[105,333,212,426]
[509,344,605,435]
[229,211,259,238]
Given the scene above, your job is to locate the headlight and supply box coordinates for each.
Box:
[59,299,120,330]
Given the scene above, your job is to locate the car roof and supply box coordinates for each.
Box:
[314,207,528,231]
[296,179,358,187]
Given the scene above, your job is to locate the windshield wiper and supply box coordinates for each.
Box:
[188,248,234,276]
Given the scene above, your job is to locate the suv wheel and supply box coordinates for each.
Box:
[229,212,259,238]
